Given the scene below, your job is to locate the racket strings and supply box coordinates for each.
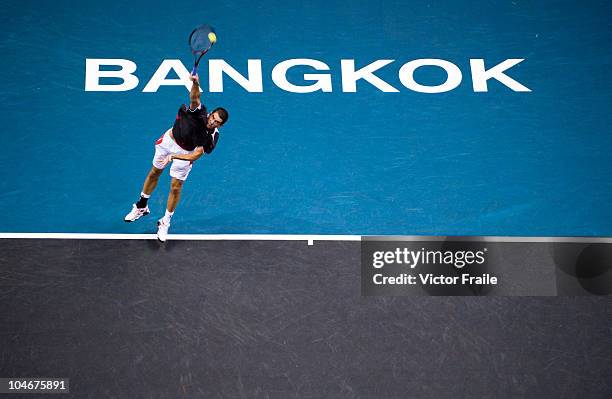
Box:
[189,25,215,52]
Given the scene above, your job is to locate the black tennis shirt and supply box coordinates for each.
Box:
[171,104,218,153]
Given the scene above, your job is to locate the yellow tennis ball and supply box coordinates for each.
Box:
[208,32,217,43]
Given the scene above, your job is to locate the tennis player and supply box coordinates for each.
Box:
[124,74,228,241]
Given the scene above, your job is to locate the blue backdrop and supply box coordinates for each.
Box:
[1,0,610,235]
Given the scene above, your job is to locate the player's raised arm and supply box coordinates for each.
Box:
[189,74,201,110]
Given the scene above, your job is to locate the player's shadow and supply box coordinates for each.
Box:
[139,210,317,253]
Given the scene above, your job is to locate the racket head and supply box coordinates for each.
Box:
[189,24,216,54]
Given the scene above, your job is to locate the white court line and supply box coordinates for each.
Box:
[0,233,610,243]
[0,233,360,242]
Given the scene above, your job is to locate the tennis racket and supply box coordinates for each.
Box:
[188,24,216,76]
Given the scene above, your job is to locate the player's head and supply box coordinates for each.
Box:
[207,108,229,129]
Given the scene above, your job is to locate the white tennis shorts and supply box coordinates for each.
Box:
[152,128,195,181]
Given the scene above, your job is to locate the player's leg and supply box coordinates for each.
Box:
[143,166,163,194]
[157,159,192,241]
[125,166,164,222]
[166,177,184,213]
[125,129,171,222]
[157,178,184,242]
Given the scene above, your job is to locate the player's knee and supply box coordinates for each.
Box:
[149,167,163,178]
[170,179,184,193]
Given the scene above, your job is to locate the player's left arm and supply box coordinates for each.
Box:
[204,131,219,154]
[168,147,204,163]
[189,74,201,110]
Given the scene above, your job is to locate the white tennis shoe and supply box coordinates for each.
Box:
[157,218,170,242]
[124,204,150,222]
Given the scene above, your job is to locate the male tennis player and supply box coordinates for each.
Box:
[124,74,228,241]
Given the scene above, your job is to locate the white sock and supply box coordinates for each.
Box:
[162,209,174,224]
[140,192,150,198]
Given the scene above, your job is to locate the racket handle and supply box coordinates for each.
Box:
[191,66,198,76]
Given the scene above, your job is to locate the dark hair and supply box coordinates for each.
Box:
[212,107,229,124]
